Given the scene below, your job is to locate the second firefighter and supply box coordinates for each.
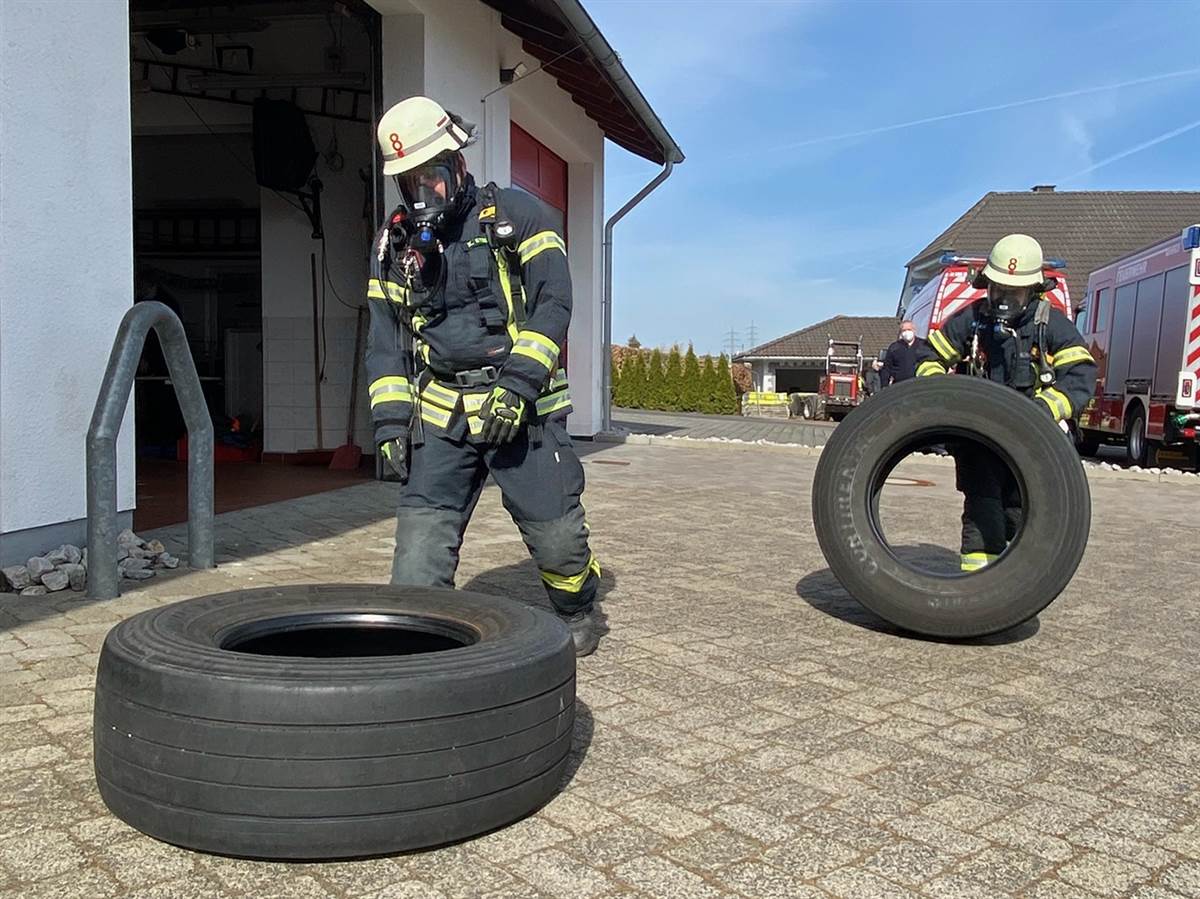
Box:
[915,233,1098,571]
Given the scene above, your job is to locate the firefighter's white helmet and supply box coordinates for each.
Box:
[375,97,476,176]
[980,233,1045,287]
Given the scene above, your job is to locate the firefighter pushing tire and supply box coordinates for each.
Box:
[811,376,1091,638]
[93,585,575,859]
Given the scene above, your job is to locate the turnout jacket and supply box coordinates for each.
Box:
[914,300,1098,421]
[364,184,572,444]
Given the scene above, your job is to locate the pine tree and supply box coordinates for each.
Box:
[699,355,718,413]
[664,345,684,412]
[646,348,665,410]
[715,353,738,414]
[681,344,702,412]
[628,350,648,405]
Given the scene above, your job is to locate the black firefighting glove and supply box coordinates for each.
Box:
[379,437,408,482]
[479,387,526,445]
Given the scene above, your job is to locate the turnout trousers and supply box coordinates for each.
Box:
[953,443,1022,571]
[391,419,600,616]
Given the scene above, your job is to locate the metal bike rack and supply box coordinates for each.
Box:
[86,301,215,600]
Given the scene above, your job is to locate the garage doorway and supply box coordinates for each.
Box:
[129,0,382,529]
[775,367,822,394]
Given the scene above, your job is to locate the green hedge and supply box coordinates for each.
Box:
[614,345,738,414]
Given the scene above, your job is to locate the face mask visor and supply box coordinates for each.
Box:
[985,283,1034,322]
[396,158,459,222]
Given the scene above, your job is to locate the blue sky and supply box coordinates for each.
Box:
[590,0,1200,356]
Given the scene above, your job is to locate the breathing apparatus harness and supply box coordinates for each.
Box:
[383,181,534,444]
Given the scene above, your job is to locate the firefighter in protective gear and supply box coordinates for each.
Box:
[914,234,1098,572]
[365,97,601,655]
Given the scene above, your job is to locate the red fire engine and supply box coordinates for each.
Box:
[1075,226,1200,467]
[905,252,1072,338]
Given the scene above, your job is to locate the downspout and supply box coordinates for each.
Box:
[549,0,684,432]
[601,162,673,431]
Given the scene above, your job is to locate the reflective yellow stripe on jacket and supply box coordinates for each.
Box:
[927,328,960,364]
[517,230,566,265]
[367,278,409,305]
[511,330,560,373]
[917,360,947,377]
[536,369,572,418]
[1035,387,1072,421]
[1051,345,1095,368]
[368,376,411,409]
[417,369,573,434]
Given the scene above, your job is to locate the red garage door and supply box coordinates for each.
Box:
[510,123,568,239]
[510,123,568,367]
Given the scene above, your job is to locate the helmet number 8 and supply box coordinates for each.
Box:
[389,133,405,157]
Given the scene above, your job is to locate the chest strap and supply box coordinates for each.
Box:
[464,237,509,334]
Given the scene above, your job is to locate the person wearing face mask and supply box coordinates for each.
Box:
[882,321,919,387]
[914,233,1097,571]
[363,97,602,656]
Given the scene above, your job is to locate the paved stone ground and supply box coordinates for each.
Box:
[614,407,836,445]
[2,439,1199,898]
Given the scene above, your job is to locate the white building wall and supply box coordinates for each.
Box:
[0,0,135,564]
[375,0,606,435]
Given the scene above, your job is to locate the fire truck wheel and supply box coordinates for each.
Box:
[811,376,1091,639]
[93,585,575,859]
[1125,406,1157,467]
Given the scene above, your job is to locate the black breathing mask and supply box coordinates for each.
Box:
[982,282,1037,324]
[394,155,474,252]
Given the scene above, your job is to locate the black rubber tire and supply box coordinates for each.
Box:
[1126,406,1147,466]
[93,585,575,859]
[811,377,1091,638]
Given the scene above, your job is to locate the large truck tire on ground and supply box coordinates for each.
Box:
[94,585,576,859]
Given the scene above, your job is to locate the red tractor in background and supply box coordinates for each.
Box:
[801,337,864,421]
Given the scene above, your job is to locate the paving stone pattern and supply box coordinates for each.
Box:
[0,440,1198,897]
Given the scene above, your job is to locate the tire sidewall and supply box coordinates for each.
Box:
[812,377,1091,637]
[97,585,574,724]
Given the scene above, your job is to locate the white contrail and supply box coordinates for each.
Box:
[735,67,1200,157]
[1058,118,1200,182]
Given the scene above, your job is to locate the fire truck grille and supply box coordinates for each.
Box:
[832,380,852,398]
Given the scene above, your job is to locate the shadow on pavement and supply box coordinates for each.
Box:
[460,558,616,644]
[795,554,1041,646]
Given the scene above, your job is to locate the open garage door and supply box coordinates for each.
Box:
[130,0,383,528]
[775,367,822,394]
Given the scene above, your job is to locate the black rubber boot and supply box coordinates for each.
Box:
[564,608,600,657]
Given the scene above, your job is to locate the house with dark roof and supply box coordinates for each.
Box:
[900,186,1200,314]
[734,315,900,394]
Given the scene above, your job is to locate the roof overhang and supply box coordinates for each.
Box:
[480,0,684,165]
